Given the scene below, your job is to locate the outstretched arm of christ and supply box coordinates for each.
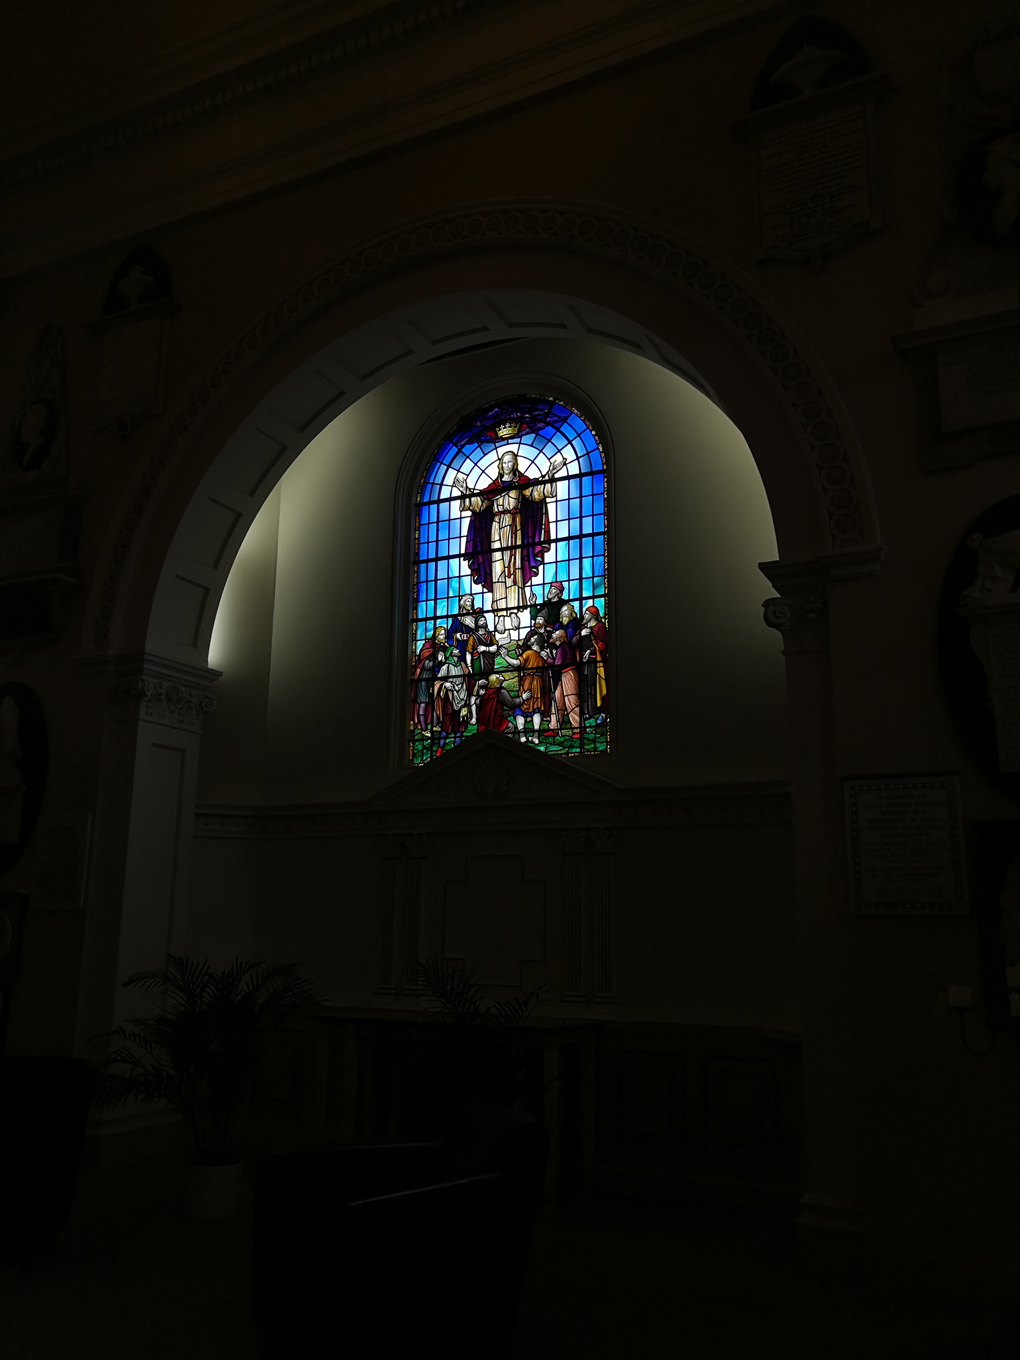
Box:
[520,451,565,501]
[452,451,565,508]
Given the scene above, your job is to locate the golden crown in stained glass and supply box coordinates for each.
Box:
[495,419,520,437]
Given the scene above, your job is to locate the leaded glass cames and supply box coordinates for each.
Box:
[410,396,609,765]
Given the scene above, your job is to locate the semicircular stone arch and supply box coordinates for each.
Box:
[90,203,880,671]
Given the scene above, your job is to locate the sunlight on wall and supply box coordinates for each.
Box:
[203,338,785,799]
[207,484,281,677]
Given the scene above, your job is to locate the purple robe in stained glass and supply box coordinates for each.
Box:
[463,474,551,595]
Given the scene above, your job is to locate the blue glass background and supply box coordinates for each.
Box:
[413,400,607,652]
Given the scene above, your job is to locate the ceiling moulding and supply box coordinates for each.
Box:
[0,0,388,160]
[0,0,503,192]
[0,0,788,281]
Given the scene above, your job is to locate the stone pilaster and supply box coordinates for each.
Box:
[77,652,221,1038]
[760,548,883,1262]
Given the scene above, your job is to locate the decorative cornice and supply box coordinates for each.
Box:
[757,550,891,654]
[893,305,1020,358]
[194,781,791,838]
[112,674,217,732]
[2,0,794,208]
[0,0,498,192]
[759,545,886,593]
[373,726,620,807]
[92,201,879,648]
[728,72,894,141]
[760,545,888,654]
[87,651,220,732]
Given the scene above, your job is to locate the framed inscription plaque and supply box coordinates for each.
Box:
[895,307,1020,472]
[757,105,871,257]
[88,246,179,439]
[845,775,968,915]
[32,813,91,910]
[731,72,892,266]
[90,302,177,439]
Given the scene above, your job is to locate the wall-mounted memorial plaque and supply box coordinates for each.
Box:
[89,245,179,439]
[730,18,890,267]
[937,329,1020,432]
[32,813,91,910]
[899,22,1020,471]
[4,323,67,485]
[0,325,83,650]
[845,775,968,915]
[895,302,1020,471]
[731,76,891,265]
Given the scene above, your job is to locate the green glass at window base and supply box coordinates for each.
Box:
[409,718,609,766]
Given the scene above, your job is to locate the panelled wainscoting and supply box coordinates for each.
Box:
[191,735,800,1206]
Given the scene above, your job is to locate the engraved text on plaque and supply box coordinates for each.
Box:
[758,106,872,256]
[937,334,1020,434]
[845,776,968,915]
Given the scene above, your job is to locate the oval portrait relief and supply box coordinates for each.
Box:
[940,495,1020,800]
[0,682,48,875]
[13,397,60,473]
[956,126,1020,248]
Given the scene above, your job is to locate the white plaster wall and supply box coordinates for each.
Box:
[201,337,785,801]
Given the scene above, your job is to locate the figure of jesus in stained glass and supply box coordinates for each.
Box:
[410,396,608,766]
[454,441,565,632]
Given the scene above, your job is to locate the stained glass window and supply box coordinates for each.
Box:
[410,395,609,765]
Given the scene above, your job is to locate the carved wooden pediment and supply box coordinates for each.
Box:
[373,729,619,809]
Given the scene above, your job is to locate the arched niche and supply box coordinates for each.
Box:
[146,291,715,672]
[81,218,881,1236]
[201,345,787,799]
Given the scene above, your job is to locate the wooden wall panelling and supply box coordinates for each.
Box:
[403,857,422,990]
[378,838,427,995]
[565,855,583,999]
[378,858,397,991]
[704,1057,777,1161]
[252,1039,293,1108]
[593,852,614,1001]
[617,1050,686,1154]
[597,1023,801,1208]
[443,854,545,988]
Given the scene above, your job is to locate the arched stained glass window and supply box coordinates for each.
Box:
[410,395,609,765]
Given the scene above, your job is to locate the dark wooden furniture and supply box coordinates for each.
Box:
[0,1055,97,1268]
[254,1108,547,1358]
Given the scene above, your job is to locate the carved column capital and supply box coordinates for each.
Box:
[759,548,884,656]
[112,674,216,732]
[562,825,617,856]
[86,652,220,733]
[380,832,430,858]
[762,592,828,652]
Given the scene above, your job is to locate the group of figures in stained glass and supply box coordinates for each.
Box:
[409,397,609,764]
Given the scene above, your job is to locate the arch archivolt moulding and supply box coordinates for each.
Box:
[90,200,879,665]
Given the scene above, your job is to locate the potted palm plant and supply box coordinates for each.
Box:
[96,955,322,1218]
[414,958,543,1112]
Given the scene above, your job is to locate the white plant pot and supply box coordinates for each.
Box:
[186,1160,243,1219]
